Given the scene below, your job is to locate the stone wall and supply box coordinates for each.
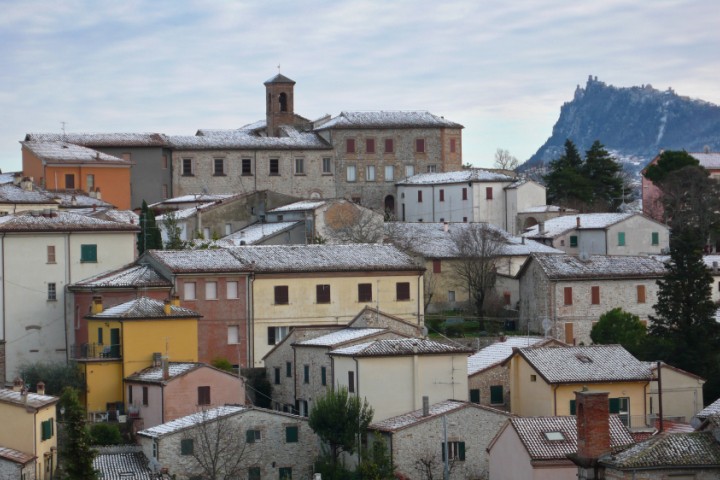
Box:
[0,458,33,480]
[468,364,511,411]
[0,341,5,386]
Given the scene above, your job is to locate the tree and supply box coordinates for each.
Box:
[544,139,593,209]
[58,387,97,480]
[89,423,122,445]
[493,148,519,171]
[659,165,720,243]
[644,150,700,184]
[357,432,395,480]
[18,361,85,395]
[582,141,624,211]
[450,223,504,325]
[323,202,384,244]
[163,209,187,250]
[137,200,163,254]
[590,308,646,356]
[308,386,374,472]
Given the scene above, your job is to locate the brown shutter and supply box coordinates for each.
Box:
[358,283,372,302]
[316,284,331,304]
[433,260,442,273]
[274,286,289,305]
[591,286,600,305]
[564,322,575,344]
[564,287,573,305]
[637,285,646,303]
[396,282,410,301]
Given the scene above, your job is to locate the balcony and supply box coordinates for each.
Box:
[70,343,122,360]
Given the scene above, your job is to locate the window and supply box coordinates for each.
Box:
[303,365,309,384]
[384,138,394,153]
[426,165,437,173]
[433,260,442,273]
[86,174,95,191]
[448,290,455,302]
[286,362,292,377]
[279,467,292,479]
[591,286,600,305]
[417,190,423,202]
[503,292,511,306]
[544,431,565,441]
[267,326,289,345]
[450,138,456,153]
[490,385,504,405]
[47,283,56,301]
[65,174,75,189]
[530,374,537,382]
[463,217,467,222]
[564,287,573,305]
[415,138,425,153]
[41,419,54,441]
[348,371,355,393]
[462,187,468,200]
[346,165,357,182]
[128,386,134,405]
[439,189,445,202]
[242,158,252,175]
[564,322,574,344]
[316,284,330,304]
[618,232,626,246]
[206,281,217,300]
[651,232,659,245]
[246,429,261,443]
[442,441,465,461]
[162,155,168,169]
[162,184,168,199]
[366,165,376,181]
[181,439,194,455]
[274,367,280,385]
[470,389,480,404]
[405,165,415,178]
[322,157,332,174]
[486,187,493,200]
[637,285,646,303]
[228,326,239,344]
[182,158,193,176]
[198,386,211,405]
[396,282,410,301]
[346,139,356,154]
[570,235,578,247]
[214,158,225,175]
[184,282,196,300]
[142,386,148,406]
[248,467,261,480]
[274,286,289,305]
[366,138,375,154]
[610,397,630,426]
[227,281,238,299]
[285,426,299,443]
[80,244,97,263]
[384,165,394,181]
[358,283,372,302]
[270,158,279,176]
[98,327,104,345]
[321,366,327,386]
[295,158,304,175]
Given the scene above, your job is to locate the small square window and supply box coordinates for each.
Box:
[286,426,299,443]
[396,282,410,301]
[316,284,331,304]
[427,165,437,173]
[80,244,97,263]
[182,158,193,176]
[358,283,372,302]
[274,286,289,305]
[248,467,261,480]
[246,429,261,443]
[181,438,194,455]
[490,385,504,405]
[433,260,442,273]
[530,374,537,382]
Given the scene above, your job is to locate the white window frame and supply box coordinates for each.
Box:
[405,165,415,178]
[346,165,357,182]
[227,281,239,299]
[385,165,394,182]
[184,282,196,300]
[228,325,239,344]
[205,281,218,300]
[295,158,304,175]
[366,165,376,182]
[322,157,332,174]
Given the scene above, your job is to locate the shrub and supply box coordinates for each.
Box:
[90,423,122,445]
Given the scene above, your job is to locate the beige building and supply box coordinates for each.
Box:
[330,338,473,422]
[646,362,705,424]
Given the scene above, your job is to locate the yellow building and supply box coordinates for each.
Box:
[75,296,200,415]
[0,382,59,480]
[507,345,652,428]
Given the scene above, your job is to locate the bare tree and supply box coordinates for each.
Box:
[323,201,384,244]
[493,148,519,171]
[450,223,504,326]
[423,270,438,312]
[413,449,458,480]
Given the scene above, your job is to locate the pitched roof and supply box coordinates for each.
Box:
[217,221,302,246]
[696,398,720,420]
[330,338,472,357]
[70,264,171,290]
[385,222,563,259]
[0,446,35,465]
[520,205,577,214]
[369,400,507,432]
[87,297,200,320]
[125,362,232,384]
[600,431,720,469]
[0,389,58,410]
[24,132,169,147]
[295,328,388,347]
[690,152,720,170]
[0,210,139,233]
[468,337,550,376]
[145,249,247,273]
[167,125,331,150]
[264,73,296,84]
[93,450,154,480]
[516,345,652,384]
[527,253,666,280]
[267,200,327,213]
[316,111,462,130]
[137,405,246,438]
[396,169,513,185]
[506,416,633,461]
[22,141,131,165]
[522,213,636,238]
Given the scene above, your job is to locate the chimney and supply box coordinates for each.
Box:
[575,390,611,461]
[91,296,103,314]
[21,177,33,191]
[163,299,171,315]
[12,377,24,392]
[12,173,21,186]
[89,189,96,199]
[521,236,525,245]
[162,357,170,381]
[422,396,430,417]
[152,352,162,367]
[443,222,449,233]
[576,216,581,228]
[36,381,45,395]
[71,195,77,206]
[171,295,180,307]
[539,222,545,235]
[95,187,102,200]
[500,335,507,342]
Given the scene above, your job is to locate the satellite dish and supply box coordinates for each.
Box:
[541,317,552,338]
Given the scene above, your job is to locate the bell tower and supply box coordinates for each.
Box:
[264,73,296,137]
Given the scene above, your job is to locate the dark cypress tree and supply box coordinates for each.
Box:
[544,139,592,210]
[58,387,98,479]
[582,140,624,211]
[137,200,163,254]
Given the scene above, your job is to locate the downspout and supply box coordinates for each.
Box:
[431,185,436,222]
[553,384,558,416]
[1,233,5,352]
[64,233,71,363]
[247,273,254,367]
[254,151,258,192]
[412,348,419,409]
[293,345,297,410]
[354,358,360,398]
[161,382,165,424]
[417,272,422,327]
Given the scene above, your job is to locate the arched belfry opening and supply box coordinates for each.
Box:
[264,73,296,137]
[279,92,288,112]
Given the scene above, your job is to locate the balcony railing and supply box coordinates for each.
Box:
[70,343,122,360]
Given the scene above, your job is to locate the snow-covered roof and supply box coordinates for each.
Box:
[517,345,652,384]
[690,152,720,170]
[264,73,296,84]
[0,172,18,184]
[125,362,207,383]
[296,328,387,347]
[168,125,331,150]
[93,448,155,480]
[468,337,549,376]
[22,141,131,165]
[25,132,169,147]
[0,183,113,208]
[330,338,472,357]
[520,205,577,214]
[150,194,233,207]
[369,400,472,432]
[507,416,633,461]
[0,389,58,410]
[600,431,720,469]
[385,222,563,259]
[137,405,246,438]
[315,111,462,130]
[522,213,636,238]
[0,446,34,465]
[145,249,247,273]
[267,200,327,213]
[71,264,171,290]
[217,221,301,246]
[0,210,139,232]
[50,190,113,208]
[88,297,199,320]
[88,209,139,225]
[696,398,720,420]
[396,169,514,185]
[528,253,667,280]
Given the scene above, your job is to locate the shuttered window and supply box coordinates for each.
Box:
[198,386,210,405]
[286,426,299,443]
[41,419,54,441]
[564,322,574,344]
[637,285,646,303]
[651,232,659,245]
[490,386,503,405]
[439,189,445,202]
[80,244,97,262]
[358,283,372,302]
[433,260,442,273]
[346,139,355,153]
[591,286,600,305]
[564,287,573,305]
[274,286,289,305]
[396,282,410,301]
[470,389,480,404]
[316,284,331,304]
[618,232,626,246]
[181,439,194,455]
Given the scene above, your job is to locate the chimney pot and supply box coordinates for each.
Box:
[162,358,170,381]
[36,381,45,395]
[163,299,171,315]
[91,296,103,314]
[576,216,581,228]
[539,222,545,235]
[171,295,180,307]
[12,377,24,392]
[422,396,430,417]
[443,222,449,233]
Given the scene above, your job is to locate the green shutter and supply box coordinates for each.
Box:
[570,235,578,247]
[618,232,625,246]
[181,438,194,455]
[279,467,292,479]
[570,399,576,415]
[41,419,50,440]
[248,467,261,480]
[459,442,466,461]
[286,362,292,377]
[286,426,298,443]
[246,430,256,443]
[441,442,446,462]
[81,244,97,262]
[652,232,659,245]
[321,367,327,386]
[470,389,480,404]
[609,398,621,414]
[490,385,503,404]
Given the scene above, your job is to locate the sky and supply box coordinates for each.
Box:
[1,0,719,172]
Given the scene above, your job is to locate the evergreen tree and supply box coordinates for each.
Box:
[162,210,187,249]
[544,139,592,209]
[582,141,624,211]
[137,200,163,254]
[644,150,699,184]
[58,387,98,480]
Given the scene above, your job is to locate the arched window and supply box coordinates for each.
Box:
[279,92,288,112]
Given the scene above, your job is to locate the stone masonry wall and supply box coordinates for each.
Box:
[468,364,511,411]
[0,341,5,386]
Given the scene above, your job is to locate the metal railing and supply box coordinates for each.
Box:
[70,343,122,360]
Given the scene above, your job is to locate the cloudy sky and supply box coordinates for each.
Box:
[1,0,718,172]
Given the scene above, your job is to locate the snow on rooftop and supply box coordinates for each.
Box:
[601,431,720,468]
[90,296,199,319]
[152,194,233,206]
[22,141,130,164]
[690,152,720,170]
[217,221,301,246]
[93,450,155,480]
[138,405,246,438]
[520,205,576,214]
[0,210,139,232]
[468,337,548,375]
[370,400,468,431]
[0,388,58,409]
[146,249,246,273]
[696,398,720,419]
[0,446,35,466]
[397,169,514,185]
[522,213,635,238]
[125,362,203,383]
[297,328,387,347]
[330,338,472,357]
[267,200,327,213]
[315,111,463,130]
[72,264,171,289]
[531,253,667,280]
[168,126,331,150]
[25,132,168,147]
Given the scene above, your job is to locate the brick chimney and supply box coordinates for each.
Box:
[162,357,170,381]
[12,377,24,392]
[91,296,103,314]
[576,216,581,228]
[36,381,45,395]
[568,389,610,479]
